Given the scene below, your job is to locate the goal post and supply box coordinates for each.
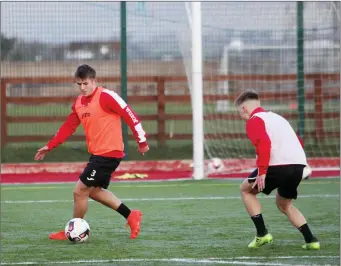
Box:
[191,2,205,180]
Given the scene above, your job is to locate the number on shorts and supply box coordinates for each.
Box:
[91,170,96,177]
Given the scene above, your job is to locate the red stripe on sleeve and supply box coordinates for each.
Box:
[246,116,271,176]
[100,91,147,146]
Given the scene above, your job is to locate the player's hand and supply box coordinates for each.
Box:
[34,146,50,161]
[138,144,149,155]
[252,174,266,192]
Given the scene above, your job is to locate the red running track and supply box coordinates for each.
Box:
[1,158,339,184]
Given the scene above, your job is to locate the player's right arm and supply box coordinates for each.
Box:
[34,104,81,160]
[246,116,271,176]
[246,116,272,192]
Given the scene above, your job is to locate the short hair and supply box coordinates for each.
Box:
[74,64,96,80]
[234,90,260,106]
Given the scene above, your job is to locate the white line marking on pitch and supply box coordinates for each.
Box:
[1,256,338,266]
[222,256,339,259]
[0,194,338,204]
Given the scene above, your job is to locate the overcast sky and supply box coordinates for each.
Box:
[1,2,337,44]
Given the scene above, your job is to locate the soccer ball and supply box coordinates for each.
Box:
[302,164,312,180]
[207,158,224,172]
[64,218,90,243]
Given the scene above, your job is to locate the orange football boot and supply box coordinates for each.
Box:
[49,230,67,240]
[126,210,142,239]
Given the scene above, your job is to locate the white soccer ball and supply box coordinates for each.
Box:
[65,218,90,243]
[208,158,224,172]
[302,164,312,180]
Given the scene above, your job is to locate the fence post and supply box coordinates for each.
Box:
[120,1,129,159]
[296,1,305,140]
[1,79,7,148]
[314,78,323,142]
[157,77,166,146]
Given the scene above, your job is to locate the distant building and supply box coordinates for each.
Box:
[65,41,121,60]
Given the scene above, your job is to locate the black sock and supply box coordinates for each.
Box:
[116,203,131,219]
[251,214,268,237]
[298,223,317,243]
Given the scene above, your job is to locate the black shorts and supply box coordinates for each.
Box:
[247,164,305,199]
[79,155,121,189]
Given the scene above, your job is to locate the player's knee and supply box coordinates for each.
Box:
[239,183,246,193]
[73,190,81,200]
[88,191,95,200]
[276,201,291,214]
[73,188,88,200]
[240,180,251,194]
[88,187,100,199]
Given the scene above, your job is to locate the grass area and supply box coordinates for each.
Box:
[1,179,340,265]
[0,141,194,163]
[1,140,338,163]
[7,101,339,116]
[2,101,340,162]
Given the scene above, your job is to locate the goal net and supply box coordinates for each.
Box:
[177,2,340,177]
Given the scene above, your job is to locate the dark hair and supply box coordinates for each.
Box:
[74,64,96,79]
[234,90,260,106]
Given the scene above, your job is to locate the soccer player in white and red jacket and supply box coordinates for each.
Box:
[235,90,319,250]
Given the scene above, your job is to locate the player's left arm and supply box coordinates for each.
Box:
[246,117,271,177]
[100,89,149,154]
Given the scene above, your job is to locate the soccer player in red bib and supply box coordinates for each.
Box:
[35,64,149,240]
[235,90,320,250]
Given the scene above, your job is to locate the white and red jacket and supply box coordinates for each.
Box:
[246,107,307,175]
[47,87,147,158]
